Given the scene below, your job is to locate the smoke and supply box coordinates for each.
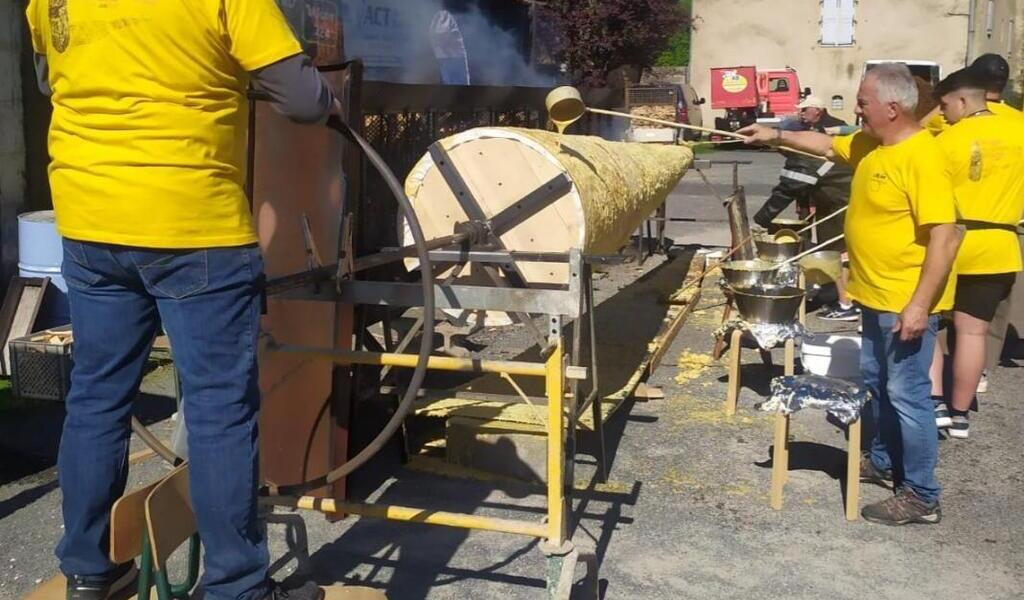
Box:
[340,0,557,87]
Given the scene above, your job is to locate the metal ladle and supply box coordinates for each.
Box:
[545,86,822,159]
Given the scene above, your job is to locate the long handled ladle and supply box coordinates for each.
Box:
[772,205,850,241]
[775,233,846,269]
[545,86,822,159]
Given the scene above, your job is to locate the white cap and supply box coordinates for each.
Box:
[797,95,826,110]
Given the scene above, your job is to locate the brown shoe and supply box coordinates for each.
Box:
[859,456,892,488]
[862,487,941,526]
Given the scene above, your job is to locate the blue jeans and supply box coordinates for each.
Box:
[56,240,268,600]
[860,306,941,504]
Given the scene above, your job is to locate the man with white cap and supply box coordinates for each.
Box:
[753,95,856,319]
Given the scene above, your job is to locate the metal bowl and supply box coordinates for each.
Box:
[731,286,806,324]
[798,250,843,287]
[720,260,781,288]
[754,234,802,263]
[767,218,806,234]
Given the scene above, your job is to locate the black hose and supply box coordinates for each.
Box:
[267,116,434,496]
[131,116,435,497]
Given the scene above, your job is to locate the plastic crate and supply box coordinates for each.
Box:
[10,328,73,402]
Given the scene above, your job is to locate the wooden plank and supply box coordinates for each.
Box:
[145,463,195,568]
[846,419,862,522]
[784,339,795,377]
[110,480,161,564]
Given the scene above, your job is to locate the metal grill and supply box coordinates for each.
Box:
[626,86,678,107]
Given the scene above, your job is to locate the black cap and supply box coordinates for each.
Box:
[970,53,1010,92]
[934,67,989,98]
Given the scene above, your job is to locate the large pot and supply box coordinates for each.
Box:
[798,251,843,287]
[767,218,806,234]
[754,234,802,263]
[720,260,781,288]
[731,286,806,324]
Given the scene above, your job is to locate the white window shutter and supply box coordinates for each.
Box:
[820,0,840,45]
[837,0,856,45]
[821,0,855,46]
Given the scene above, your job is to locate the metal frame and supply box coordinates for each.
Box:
[265,146,604,596]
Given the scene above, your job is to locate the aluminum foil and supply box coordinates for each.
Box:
[713,318,810,350]
[774,262,801,287]
[758,374,869,425]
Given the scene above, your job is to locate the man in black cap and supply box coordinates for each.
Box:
[929,66,1024,440]
[969,54,1024,396]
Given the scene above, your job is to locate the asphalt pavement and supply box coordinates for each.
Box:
[2,149,1020,600]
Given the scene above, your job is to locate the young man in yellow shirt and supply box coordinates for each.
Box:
[26,1,337,599]
[929,68,1024,439]
[740,64,961,526]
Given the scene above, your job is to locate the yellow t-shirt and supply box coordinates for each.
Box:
[832,130,958,313]
[988,100,1024,119]
[25,0,302,248]
[937,114,1024,274]
[924,101,1022,136]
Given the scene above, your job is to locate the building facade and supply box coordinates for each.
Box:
[690,0,1024,124]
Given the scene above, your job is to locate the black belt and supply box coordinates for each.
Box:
[958,219,1019,233]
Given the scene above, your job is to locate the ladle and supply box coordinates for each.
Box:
[772,206,850,242]
[545,86,822,159]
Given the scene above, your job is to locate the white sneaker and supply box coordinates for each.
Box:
[948,415,970,439]
[976,370,989,394]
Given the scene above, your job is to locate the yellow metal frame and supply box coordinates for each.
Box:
[268,339,569,547]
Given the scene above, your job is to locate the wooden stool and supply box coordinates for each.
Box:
[770,413,862,521]
[724,330,796,417]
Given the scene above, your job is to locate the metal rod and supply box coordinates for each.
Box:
[546,336,567,546]
[264,496,549,539]
[271,344,548,377]
[794,206,849,236]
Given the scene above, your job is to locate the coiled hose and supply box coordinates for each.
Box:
[131,115,436,497]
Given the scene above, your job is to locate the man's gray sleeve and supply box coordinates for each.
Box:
[251,53,335,124]
[34,53,52,97]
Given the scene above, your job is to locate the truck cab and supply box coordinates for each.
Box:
[710,66,806,132]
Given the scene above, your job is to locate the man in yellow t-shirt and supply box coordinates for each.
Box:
[927,67,1024,441]
[25,1,336,599]
[740,64,961,526]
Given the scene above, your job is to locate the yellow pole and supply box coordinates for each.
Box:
[545,337,567,546]
[265,496,550,539]
[273,344,547,377]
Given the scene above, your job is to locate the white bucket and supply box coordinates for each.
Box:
[801,334,862,381]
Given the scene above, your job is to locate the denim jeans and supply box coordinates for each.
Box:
[860,306,941,504]
[56,240,268,600]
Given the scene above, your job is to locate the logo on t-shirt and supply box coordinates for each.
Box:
[869,172,888,192]
[49,0,70,53]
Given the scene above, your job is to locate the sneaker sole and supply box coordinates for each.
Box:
[862,512,942,526]
[948,429,969,439]
[109,565,138,599]
[819,315,861,322]
[935,416,953,428]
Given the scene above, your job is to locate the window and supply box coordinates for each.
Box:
[769,78,790,93]
[821,0,856,46]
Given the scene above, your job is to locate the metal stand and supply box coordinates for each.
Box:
[265,143,607,596]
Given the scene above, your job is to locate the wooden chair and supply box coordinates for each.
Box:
[23,464,199,600]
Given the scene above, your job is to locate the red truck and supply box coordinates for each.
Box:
[710,66,808,132]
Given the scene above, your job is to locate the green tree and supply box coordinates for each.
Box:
[655,1,692,67]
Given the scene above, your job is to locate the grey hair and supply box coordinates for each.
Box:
[866,63,919,113]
